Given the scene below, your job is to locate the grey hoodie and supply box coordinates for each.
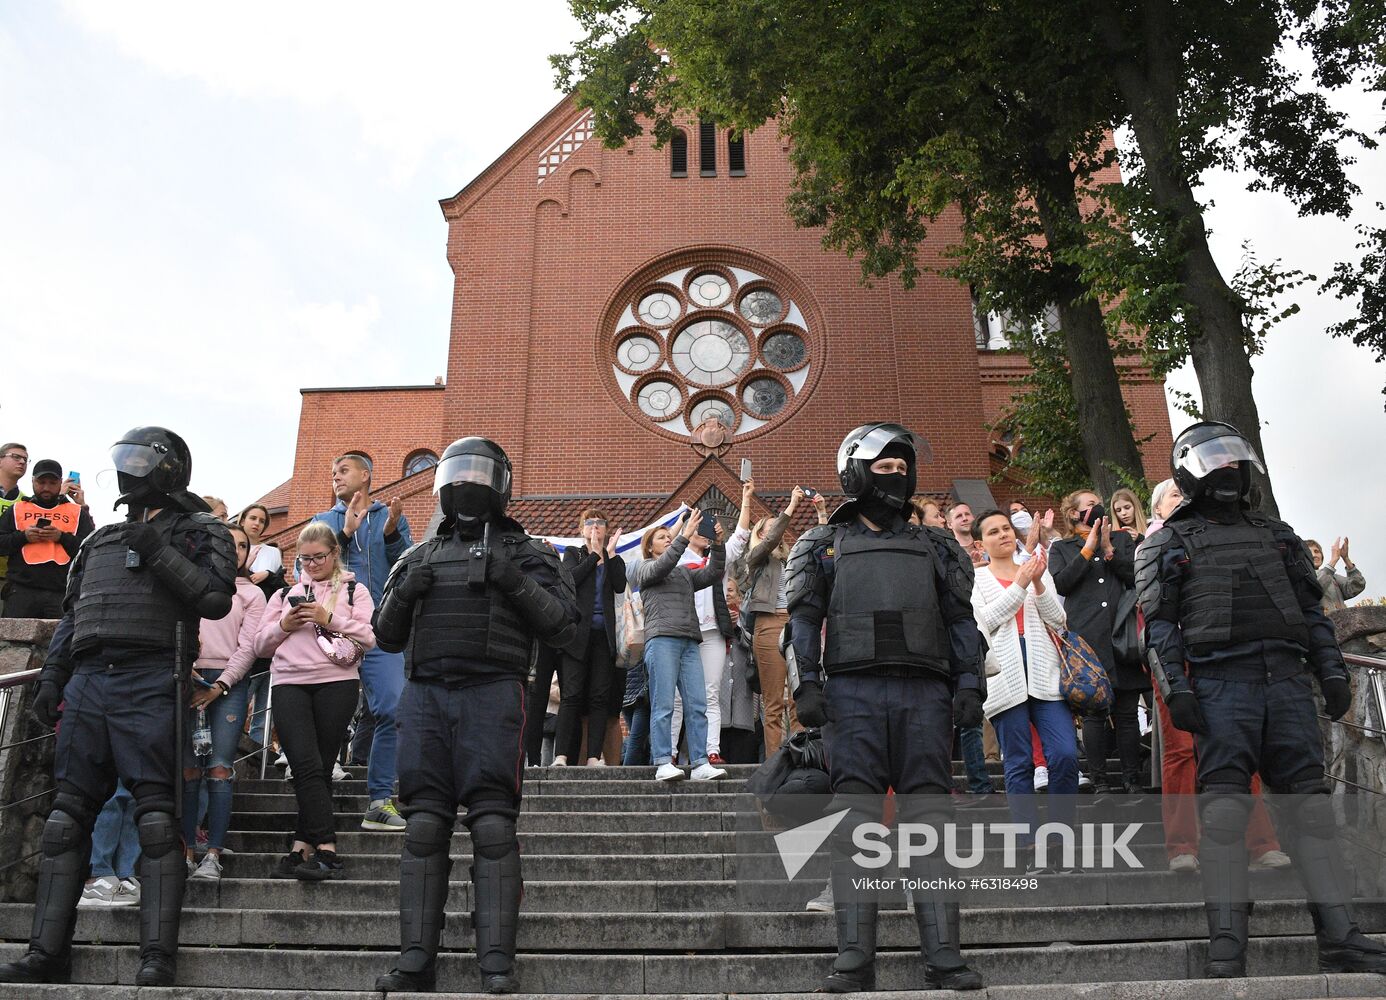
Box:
[628,535,726,642]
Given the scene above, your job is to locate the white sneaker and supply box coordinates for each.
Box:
[1033,766,1049,791]
[78,875,119,908]
[332,762,349,782]
[1250,849,1292,871]
[551,756,568,767]
[1168,853,1200,873]
[655,763,685,782]
[805,882,834,912]
[189,853,223,882]
[283,764,292,780]
[111,877,141,907]
[690,762,728,782]
[275,751,288,767]
[1077,772,1092,789]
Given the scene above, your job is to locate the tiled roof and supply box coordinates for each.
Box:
[250,478,293,512]
[509,496,674,536]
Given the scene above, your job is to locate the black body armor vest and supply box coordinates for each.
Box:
[405,533,533,682]
[1168,514,1310,656]
[823,524,950,677]
[72,520,193,656]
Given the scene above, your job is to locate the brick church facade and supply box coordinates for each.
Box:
[254,96,1173,550]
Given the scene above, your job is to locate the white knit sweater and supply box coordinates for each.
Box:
[971,564,1067,719]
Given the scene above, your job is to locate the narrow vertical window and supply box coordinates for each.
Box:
[728,131,746,176]
[670,129,688,177]
[699,120,716,176]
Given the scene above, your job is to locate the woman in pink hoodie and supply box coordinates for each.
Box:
[183,524,266,881]
[252,522,376,881]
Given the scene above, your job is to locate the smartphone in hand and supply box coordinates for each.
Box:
[287,594,316,608]
[698,512,718,539]
[740,458,752,482]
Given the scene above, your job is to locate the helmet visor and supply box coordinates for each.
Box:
[842,424,932,466]
[1176,435,1265,479]
[433,453,510,496]
[111,442,167,479]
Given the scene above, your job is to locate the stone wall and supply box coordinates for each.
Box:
[0,618,55,902]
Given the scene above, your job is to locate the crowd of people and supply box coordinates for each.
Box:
[0,422,1381,991]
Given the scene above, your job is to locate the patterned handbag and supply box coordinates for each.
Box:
[1047,625,1113,716]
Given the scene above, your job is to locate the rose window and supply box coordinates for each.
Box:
[606,257,816,437]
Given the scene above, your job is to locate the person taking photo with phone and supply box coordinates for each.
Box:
[0,460,94,619]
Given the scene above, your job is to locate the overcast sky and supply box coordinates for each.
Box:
[1,2,1383,595]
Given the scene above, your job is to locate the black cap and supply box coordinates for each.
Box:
[31,460,62,481]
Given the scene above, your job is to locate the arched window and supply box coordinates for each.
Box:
[670,129,688,177]
[728,131,746,176]
[699,120,716,176]
[403,449,439,477]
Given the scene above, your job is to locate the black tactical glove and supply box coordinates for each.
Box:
[485,547,525,592]
[398,563,435,602]
[1165,690,1208,735]
[952,687,984,729]
[1321,676,1352,721]
[794,680,828,729]
[31,680,62,729]
[125,522,162,558]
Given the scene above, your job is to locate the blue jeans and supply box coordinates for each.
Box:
[959,725,994,793]
[183,668,250,851]
[359,646,405,801]
[992,690,1080,845]
[645,636,709,767]
[89,782,140,879]
[245,672,271,746]
[622,700,650,765]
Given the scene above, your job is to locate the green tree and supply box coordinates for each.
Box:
[554,0,1149,496]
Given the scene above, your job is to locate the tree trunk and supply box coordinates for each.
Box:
[1030,156,1147,498]
[1093,0,1280,515]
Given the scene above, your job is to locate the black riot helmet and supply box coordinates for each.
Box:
[434,437,513,528]
[112,426,194,512]
[837,422,929,503]
[1171,421,1264,505]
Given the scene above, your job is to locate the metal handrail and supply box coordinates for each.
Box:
[0,786,54,813]
[0,669,40,691]
[1344,652,1386,669]
[0,730,55,753]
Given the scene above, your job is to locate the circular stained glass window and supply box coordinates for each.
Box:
[617,333,660,372]
[672,320,751,385]
[739,289,783,325]
[688,272,731,308]
[638,291,680,327]
[637,380,682,418]
[689,395,736,431]
[762,331,807,371]
[742,377,788,417]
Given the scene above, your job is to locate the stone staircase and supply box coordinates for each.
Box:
[2,760,1384,998]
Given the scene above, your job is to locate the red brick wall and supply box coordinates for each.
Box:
[287,386,445,524]
[268,99,1171,527]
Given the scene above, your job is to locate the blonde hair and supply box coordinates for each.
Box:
[750,516,791,562]
[1058,488,1100,539]
[1109,488,1148,536]
[297,521,344,606]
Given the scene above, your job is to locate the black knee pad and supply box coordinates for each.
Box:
[1201,793,1253,846]
[467,811,517,862]
[1294,793,1336,838]
[42,800,95,858]
[406,809,455,858]
[136,811,180,859]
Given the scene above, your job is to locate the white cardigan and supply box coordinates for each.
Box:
[972,565,1067,719]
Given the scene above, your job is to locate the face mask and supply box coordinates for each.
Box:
[1082,503,1106,527]
[445,483,495,522]
[857,472,909,523]
[1010,511,1033,534]
[1202,466,1242,502]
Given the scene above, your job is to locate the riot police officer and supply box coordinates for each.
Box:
[0,427,236,987]
[372,437,577,994]
[1137,421,1386,977]
[785,423,987,992]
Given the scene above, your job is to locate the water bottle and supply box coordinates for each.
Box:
[193,707,212,758]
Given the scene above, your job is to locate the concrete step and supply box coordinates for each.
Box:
[3,935,1377,992]
[207,853,731,883]
[12,900,1378,952]
[227,808,738,833]
[13,975,1385,1000]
